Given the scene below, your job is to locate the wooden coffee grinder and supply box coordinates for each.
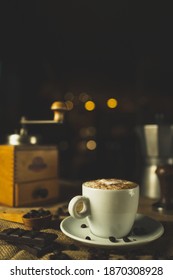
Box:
[0,101,67,207]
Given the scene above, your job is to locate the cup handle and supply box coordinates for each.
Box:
[68,195,90,219]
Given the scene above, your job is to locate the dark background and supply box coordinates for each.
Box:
[0,1,172,182]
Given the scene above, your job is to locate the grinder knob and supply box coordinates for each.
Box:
[152,164,173,213]
[51,101,68,123]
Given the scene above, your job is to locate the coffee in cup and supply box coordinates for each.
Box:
[68,178,139,239]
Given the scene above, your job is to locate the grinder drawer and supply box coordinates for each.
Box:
[15,148,58,182]
[15,179,59,206]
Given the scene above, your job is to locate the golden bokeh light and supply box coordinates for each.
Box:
[86,140,97,150]
[84,100,95,111]
[107,98,118,109]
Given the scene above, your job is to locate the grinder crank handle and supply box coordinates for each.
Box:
[20,101,68,125]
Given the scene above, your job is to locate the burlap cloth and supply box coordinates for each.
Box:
[0,199,173,260]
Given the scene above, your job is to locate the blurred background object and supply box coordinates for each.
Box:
[0,1,172,190]
[136,123,173,198]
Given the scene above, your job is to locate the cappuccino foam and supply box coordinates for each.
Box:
[84,178,137,190]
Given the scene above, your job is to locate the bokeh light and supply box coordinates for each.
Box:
[107,98,118,109]
[84,100,95,111]
[86,140,97,150]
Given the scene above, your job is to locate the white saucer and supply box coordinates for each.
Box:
[60,214,164,248]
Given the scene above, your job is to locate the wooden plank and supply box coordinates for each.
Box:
[0,208,26,224]
[0,145,14,206]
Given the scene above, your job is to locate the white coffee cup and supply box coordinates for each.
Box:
[68,178,139,239]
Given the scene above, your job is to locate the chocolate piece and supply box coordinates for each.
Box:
[17,242,58,258]
[0,228,22,236]
[21,230,40,239]
[9,228,27,238]
[0,228,57,246]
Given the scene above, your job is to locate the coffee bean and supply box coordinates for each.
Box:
[85,236,91,240]
[109,236,117,243]
[30,210,38,214]
[123,236,131,242]
[23,213,31,218]
[23,208,51,219]
[81,224,87,228]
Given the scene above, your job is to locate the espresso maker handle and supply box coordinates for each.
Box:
[152,164,173,213]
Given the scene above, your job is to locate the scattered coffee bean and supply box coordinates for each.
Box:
[123,236,131,242]
[109,236,117,243]
[23,208,51,219]
[85,236,91,240]
[81,224,87,228]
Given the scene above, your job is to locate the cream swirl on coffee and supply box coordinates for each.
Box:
[84,178,137,190]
